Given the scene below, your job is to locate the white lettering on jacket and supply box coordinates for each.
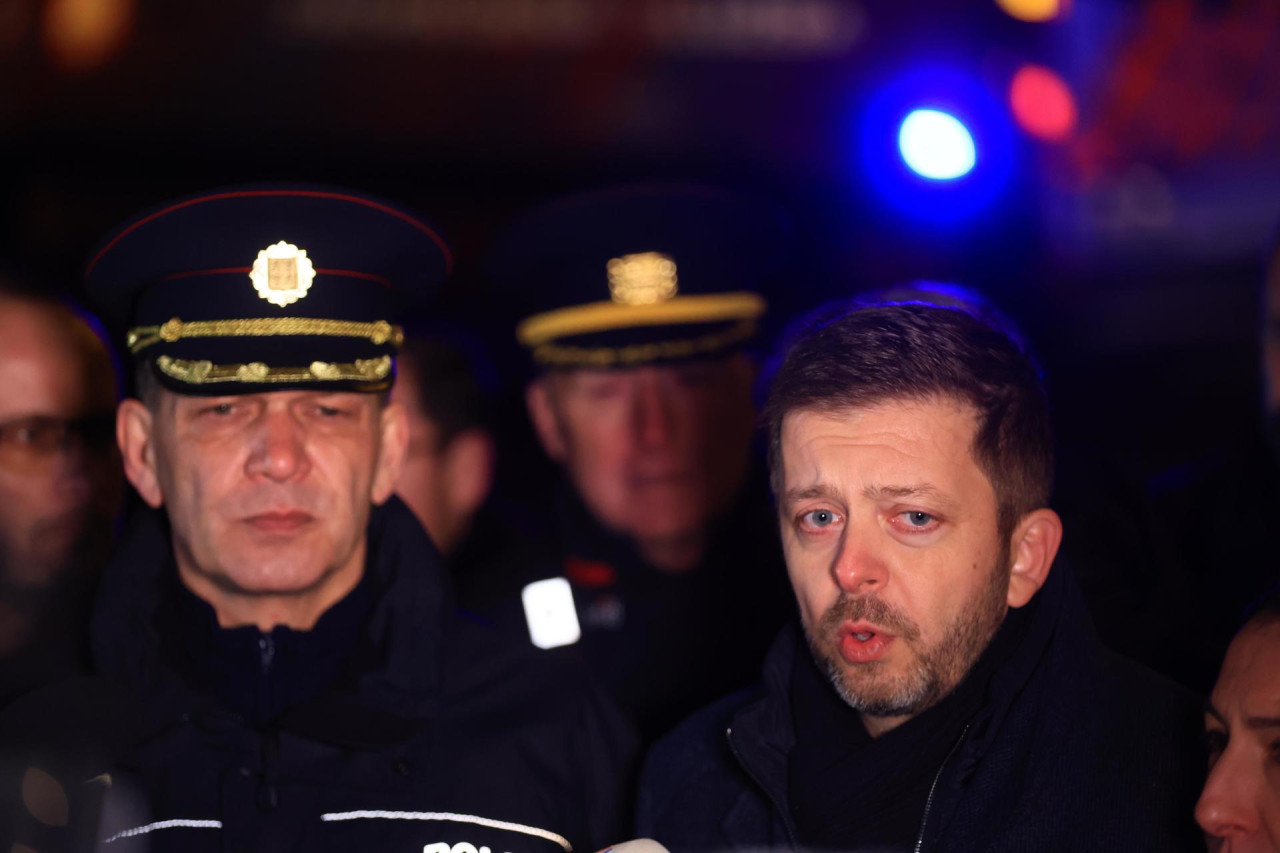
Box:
[423,843,512,853]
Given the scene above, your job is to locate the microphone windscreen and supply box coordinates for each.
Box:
[597,839,672,853]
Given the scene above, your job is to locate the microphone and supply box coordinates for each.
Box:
[596,840,671,853]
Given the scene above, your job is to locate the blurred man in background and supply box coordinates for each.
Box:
[484,184,794,742]
[392,331,496,557]
[0,278,121,705]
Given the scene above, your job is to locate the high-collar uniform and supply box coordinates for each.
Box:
[1,499,637,853]
[635,561,1206,852]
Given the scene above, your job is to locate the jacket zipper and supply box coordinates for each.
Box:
[913,722,970,853]
[726,726,800,850]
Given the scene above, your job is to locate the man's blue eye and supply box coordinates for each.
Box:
[905,511,934,527]
[803,510,837,527]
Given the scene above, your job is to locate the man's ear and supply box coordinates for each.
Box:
[371,400,410,505]
[1006,508,1063,608]
[117,398,164,508]
[442,428,496,521]
[525,379,567,462]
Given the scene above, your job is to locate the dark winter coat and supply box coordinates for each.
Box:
[635,562,1207,852]
[1,498,637,853]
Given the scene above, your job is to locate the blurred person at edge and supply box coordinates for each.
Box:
[0,277,121,705]
[637,301,1205,852]
[1197,588,1280,853]
[391,331,496,557]
[483,185,794,743]
[1132,227,1280,693]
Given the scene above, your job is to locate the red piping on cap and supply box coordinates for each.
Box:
[86,190,454,277]
[314,269,393,287]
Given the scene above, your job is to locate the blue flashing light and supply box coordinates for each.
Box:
[898,109,976,180]
[851,65,1019,225]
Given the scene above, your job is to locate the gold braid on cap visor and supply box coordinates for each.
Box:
[126,317,404,354]
[155,355,392,385]
[516,292,766,346]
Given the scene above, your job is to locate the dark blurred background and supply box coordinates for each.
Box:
[2,0,1278,484]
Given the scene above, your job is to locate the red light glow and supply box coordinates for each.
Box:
[1009,64,1077,141]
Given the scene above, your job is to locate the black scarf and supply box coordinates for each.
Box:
[787,605,1031,851]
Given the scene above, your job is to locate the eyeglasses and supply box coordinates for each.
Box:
[0,414,116,475]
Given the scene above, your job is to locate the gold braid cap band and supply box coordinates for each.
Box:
[531,318,757,368]
[127,317,404,354]
[516,292,766,348]
[155,354,392,385]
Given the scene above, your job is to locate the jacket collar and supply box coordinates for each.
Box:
[90,497,451,743]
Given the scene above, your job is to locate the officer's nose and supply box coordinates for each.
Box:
[1194,747,1258,847]
[245,409,310,482]
[831,530,889,595]
[631,372,674,448]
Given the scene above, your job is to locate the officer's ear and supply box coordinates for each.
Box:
[1006,507,1063,608]
[371,398,410,505]
[117,397,164,508]
[526,378,567,462]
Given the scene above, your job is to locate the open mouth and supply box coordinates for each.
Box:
[838,621,895,664]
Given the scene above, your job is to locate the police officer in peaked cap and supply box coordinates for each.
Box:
[0,186,636,853]
[480,184,794,744]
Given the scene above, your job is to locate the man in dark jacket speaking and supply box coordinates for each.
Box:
[1,187,635,853]
[636,301,1205,851]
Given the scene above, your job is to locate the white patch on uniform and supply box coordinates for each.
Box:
[522,577,582,649]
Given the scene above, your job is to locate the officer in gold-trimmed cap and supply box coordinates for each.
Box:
[85,185,451,394]
[0,186,637,852]
[483,184,794,743]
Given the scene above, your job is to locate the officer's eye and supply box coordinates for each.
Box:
[206,403,236,416]
[800,509,839,530]
[904,511,934,527]
[4,419,66,452]
[311,401,355,419]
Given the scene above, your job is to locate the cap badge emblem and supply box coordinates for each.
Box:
[607,252,678,306]
[250,241,316,307]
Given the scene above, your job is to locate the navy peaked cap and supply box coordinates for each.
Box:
[84,184,451,395]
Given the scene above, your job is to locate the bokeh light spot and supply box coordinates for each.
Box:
[898,109,977,180]
[995,0,1064,23]
[42,0,135,73]
[1009,64,1077,141]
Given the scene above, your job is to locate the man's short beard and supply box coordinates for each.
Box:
[804,544,1011,720]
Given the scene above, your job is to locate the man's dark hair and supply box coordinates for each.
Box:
[763,301,1053,540]
[398,335,494,449]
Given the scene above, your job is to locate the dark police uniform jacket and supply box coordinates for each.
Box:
[635,561,1207,852]
[460,480,790,747]
[1,498,636,853]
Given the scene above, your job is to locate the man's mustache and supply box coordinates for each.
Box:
[817,593,922,643]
